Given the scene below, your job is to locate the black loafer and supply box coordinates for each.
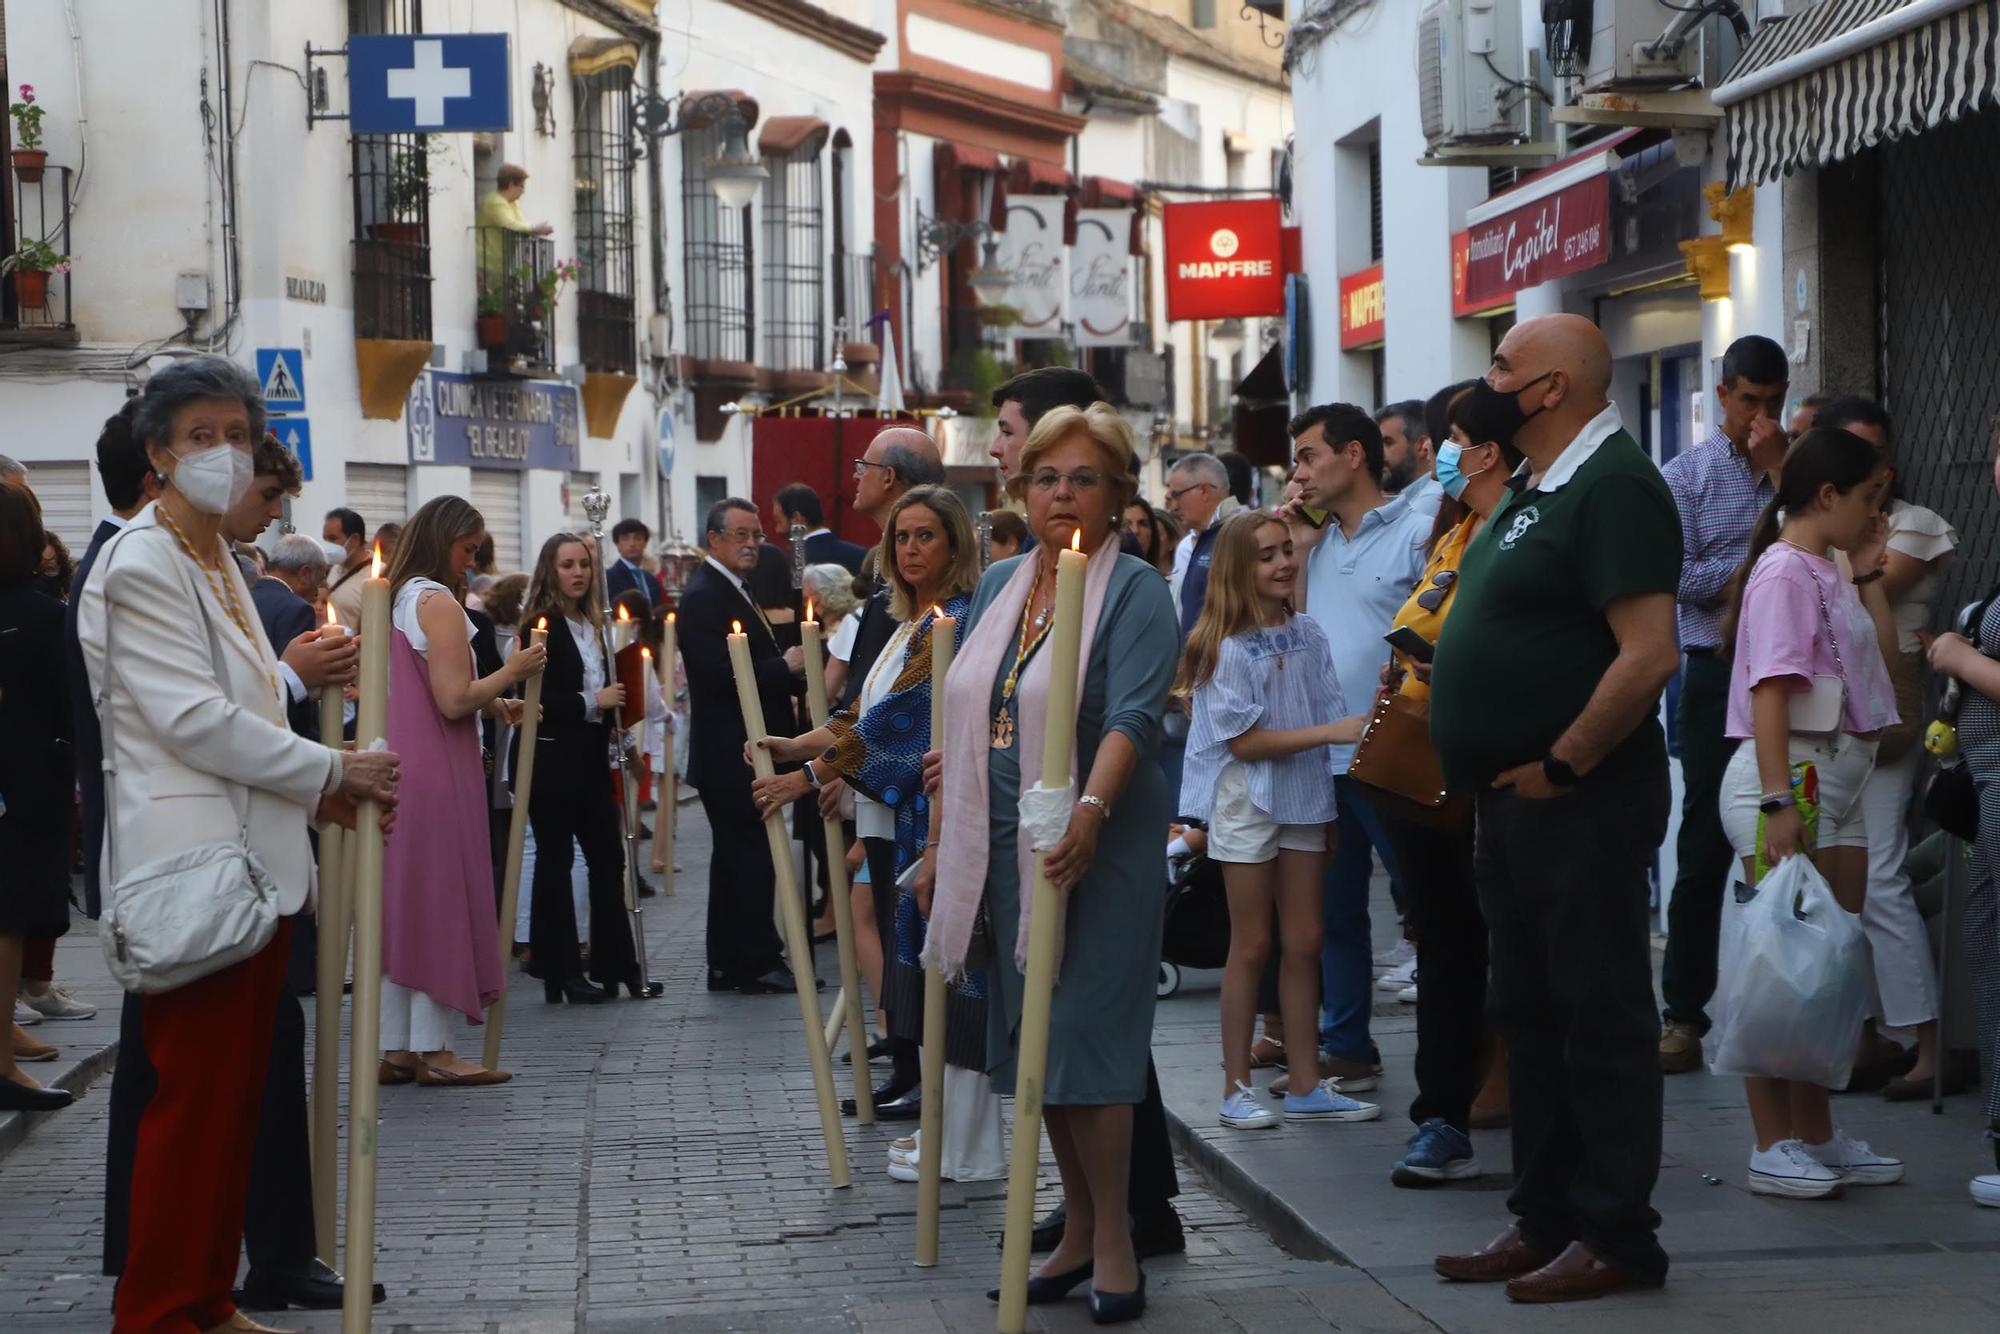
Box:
[1089,1270,1146,1324]
[873,1087,924,1121]
[0,1076,72,1113]
[841,1077,918,1116]
[737,969,795,995]
[237,1258,385,1310]
[988,1259,1093,1304]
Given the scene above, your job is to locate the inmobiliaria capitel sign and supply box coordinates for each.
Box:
[1461,175,1610,307]
[1162,198,1285,322]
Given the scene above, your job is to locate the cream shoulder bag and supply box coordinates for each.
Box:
[1788,561,1847,736]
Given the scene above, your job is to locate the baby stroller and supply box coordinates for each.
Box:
[1158,847,1229,997]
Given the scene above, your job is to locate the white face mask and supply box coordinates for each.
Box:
[168,442,254,515]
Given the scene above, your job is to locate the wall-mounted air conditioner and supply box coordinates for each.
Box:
[1544,0,1742,93]
[1417,0,1529,147]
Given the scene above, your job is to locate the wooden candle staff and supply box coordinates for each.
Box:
[484,617,549,1071]
[916,606,955,1267]
[311,608,350,1265]
[995,534,1087,1334]
[657,612,678,896]
[728,620,851,1187]
[343,550,392,1334]
[800,601,873,1125]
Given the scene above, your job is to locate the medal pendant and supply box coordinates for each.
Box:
[990,705,1015,749]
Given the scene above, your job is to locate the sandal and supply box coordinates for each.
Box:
[377,1058,416,1086]
[1249,1036,1285,1070]
[415,1060,512,1087]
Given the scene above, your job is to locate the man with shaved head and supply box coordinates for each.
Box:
[1429,313,1682,1303]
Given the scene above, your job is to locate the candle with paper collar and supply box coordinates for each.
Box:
[310,604,350,1263]
[484,616,550,1071]
[613,601,635,653]
[996,531,1087,1332]
[729,620,851,1187]
[344,545,391,1334]
[915,604,955,1267]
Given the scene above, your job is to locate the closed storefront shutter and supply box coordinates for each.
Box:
[29,462,95,556]
[469,470,523,570]
[344,464,411,535]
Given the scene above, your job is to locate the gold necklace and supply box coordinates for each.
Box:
[991,563,1056,749]
[157,505,279,699]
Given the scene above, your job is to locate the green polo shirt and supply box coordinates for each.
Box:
[1431,420,1683,792]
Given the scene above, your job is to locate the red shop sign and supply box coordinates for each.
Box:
[1163,198,1285,322]
[1451,231,1514,318]
[1338,263,1385,349]
[1461,175,1610,307]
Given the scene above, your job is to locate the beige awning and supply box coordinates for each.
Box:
[568,38,639,78]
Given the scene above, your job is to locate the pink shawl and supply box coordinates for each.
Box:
[923,539,1121,980]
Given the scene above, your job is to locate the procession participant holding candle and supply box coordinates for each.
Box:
[925,403,1178,1321]
[80,355,400,1334]
[517,532,645,1001]
[378,497,543,1085]
[752,488,998,1163]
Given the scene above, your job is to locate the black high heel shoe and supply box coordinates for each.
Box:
[1089,1269,1146,1325]
[544,976,609,1005]
[619,977,665,999]
[987,1260,1093,1305]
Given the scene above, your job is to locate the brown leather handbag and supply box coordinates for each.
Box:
[1347,691,1473,832]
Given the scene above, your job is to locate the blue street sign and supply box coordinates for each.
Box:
[405,369,579,471]
[349,34,511,134]
[273,417,313,481]
[255,348,306,412]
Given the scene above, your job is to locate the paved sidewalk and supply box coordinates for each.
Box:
[0,931,121,1160]
[1149,875,2000,1333]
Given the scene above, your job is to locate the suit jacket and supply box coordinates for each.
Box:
[519,613,614,795]
[77,507,333,916]
[836,587,899,711]
[0,586,75,823]
[803,529,868,576]
[68,517,120,917]
[251,577,320,741]
[606,557,665,612]
[676,561,796,796]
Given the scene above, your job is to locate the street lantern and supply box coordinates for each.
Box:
[966,238,1015,307]
[707,115,769,209]
[633,88,768,208]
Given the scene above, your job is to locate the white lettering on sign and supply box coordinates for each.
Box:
[1346,281,1384,330]
[1175,259,1276,280]
[1500,197,1561,286]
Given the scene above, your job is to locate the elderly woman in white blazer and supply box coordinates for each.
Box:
[78,356,398,1334]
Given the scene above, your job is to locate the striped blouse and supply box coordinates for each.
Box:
[1180,614,1345,825]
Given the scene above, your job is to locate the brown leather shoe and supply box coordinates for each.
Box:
[1659,1020,1703,1074]
[1433,1223,1550,1283]
[1505,1241,1655,1304]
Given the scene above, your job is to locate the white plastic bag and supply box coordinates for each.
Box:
[1706,855,1872,1087]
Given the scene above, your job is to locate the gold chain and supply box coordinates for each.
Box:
[157,506,280,699]
[1000,562,1056,706]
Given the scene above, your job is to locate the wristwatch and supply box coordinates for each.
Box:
[803,760,822,790]
[1759,792,1797,815]
[1540,753,1580,788]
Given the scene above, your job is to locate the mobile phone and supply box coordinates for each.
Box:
[1383,625,1434,663]
[1298,505,1329,529]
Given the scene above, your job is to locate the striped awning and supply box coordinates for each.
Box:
[1717,0,2000,187]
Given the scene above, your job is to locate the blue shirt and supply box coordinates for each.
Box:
[1396,474,1444,521]
[1660,426,1773,650]
[1304,492,1432,770]
[1181,615,1346,823]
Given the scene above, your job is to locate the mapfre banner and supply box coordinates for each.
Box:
[993,195,1066,334]
[1072,208,1134,346]
[1163,198,1284,323]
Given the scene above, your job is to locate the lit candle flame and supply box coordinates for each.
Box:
[535,615,548,633]
[667,611,676,624]
[617,604,631,622]
[932,605,944,620]
[371,543,384,578]
[1070,529,1082,552]
[804,596,814,624]
[642,646,651,662]
[732,619,743,635]
[326,599,338,626]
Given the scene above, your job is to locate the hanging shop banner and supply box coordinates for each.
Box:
[1451,231,1515,318]
[1461,175,1611,306]
[1072,207,1135,346]
[406,369,582,470]
[1162,197,1285,323]
[993,195,1067,334]
[1338,263,1385,349]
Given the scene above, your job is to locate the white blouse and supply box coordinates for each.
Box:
[568,615,606,721]
[1885,499,1958,654]
[391,578,474,659]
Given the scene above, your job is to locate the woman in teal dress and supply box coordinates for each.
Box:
[924,403,1178,1323]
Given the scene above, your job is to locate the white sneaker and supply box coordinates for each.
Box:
[1804,1129,1904,1186]
[13,1001,42,1027]
[1376,958,1417,992]
[1972,1174,2000,1208]
[1373,939,1416,970]
[888,1132,918,1167]
[18,986,95,1020]
[1397,982,1418,1004]
[1748,1139,1845,1198]
[1219,1080,1278,1130]
[886,1158,918,1183]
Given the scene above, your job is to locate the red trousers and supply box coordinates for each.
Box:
[112,919,291,1334]
[22,935,54,983]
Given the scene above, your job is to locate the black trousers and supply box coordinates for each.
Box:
[699,781,785,984]
[1377,810,1488,1132]
[529,773,638,988]
[1659,650,1739,1031]
[1475,768,1669,1284]
[104,930,317,1279]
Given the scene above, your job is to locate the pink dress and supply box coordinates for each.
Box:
[380,579,504,1021]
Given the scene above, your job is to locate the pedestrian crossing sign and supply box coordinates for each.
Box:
[256,348,307,412]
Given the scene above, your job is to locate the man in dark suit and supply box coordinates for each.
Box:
[774,482,866,575]
[251,533,331,740]
[678,497,806,995]
[606,518,667,611]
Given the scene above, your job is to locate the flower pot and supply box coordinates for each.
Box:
[476,314,507,348]
[365,220,426,257]
[12,268,50,310]
[11,149,47,184]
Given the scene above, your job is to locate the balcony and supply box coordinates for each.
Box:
[476,227,557,375]
[1,164,77,343]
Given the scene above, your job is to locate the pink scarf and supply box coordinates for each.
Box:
[923,540,1121,981]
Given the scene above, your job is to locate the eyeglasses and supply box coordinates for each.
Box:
[853,458,893,478]
[1414,569,1457,612]
[715,527,763,545]
[1030,468,1104,494]
[1164,480,1211,504]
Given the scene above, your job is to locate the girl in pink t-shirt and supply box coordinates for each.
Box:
[1719,426,1901,1201]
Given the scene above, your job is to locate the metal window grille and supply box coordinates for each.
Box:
[681,125,752,363]
[831,137,851,331]
[349,0,432,342]
[1368,141,1383,263]
[475,227,557,371]
[2,166,75,331]
[572,65,637,374]
[762,145,824,371]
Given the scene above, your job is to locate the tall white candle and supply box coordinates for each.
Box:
[311,608,350,1264]
[484,617,549,1071]
[915,606,955,1267]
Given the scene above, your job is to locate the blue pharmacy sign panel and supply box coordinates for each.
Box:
[255,348,306,412]
[405,370,580,471]
[348,34,512,133]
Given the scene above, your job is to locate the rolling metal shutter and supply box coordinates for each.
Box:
[469,470,523,570]
[343,464,410,535]
[28,461,94,555]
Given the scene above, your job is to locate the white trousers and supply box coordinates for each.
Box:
[380,981,457,1054]
[940,1065,1008,1182]
[1858,745,1939,1027]
[514,825,593,946]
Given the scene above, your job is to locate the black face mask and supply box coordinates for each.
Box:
[1467,370,1554,447]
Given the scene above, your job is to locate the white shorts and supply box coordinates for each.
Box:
[1208,762,1329,864]
[1719,733,1878,859]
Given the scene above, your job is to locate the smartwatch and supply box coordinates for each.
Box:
[803,760,822,790]
[1541,753,1580,788]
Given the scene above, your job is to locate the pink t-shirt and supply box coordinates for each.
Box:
[1726,542,1899,740]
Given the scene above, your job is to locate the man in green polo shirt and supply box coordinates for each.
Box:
[1429,314,1681,1305]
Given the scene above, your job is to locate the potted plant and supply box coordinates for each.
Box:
[526,257,581,324]
[10,84,48,183]
[366,143,431,253]
[476,283,509,348]
[2,237,72,310]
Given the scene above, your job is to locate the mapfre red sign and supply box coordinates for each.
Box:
[1462,176,1611,306]
[1338,264,1385,349]
[1163,199,1285,322]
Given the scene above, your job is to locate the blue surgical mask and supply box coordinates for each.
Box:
[1434,442,1493,500]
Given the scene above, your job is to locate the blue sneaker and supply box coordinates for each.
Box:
[1283,1080,1381,1122]
[1219,1081,1277,1130]
[1392,1117,1479,1187]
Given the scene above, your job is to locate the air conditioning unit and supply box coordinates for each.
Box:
[1544,0,1711,92]
[1417,0,1528,147]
